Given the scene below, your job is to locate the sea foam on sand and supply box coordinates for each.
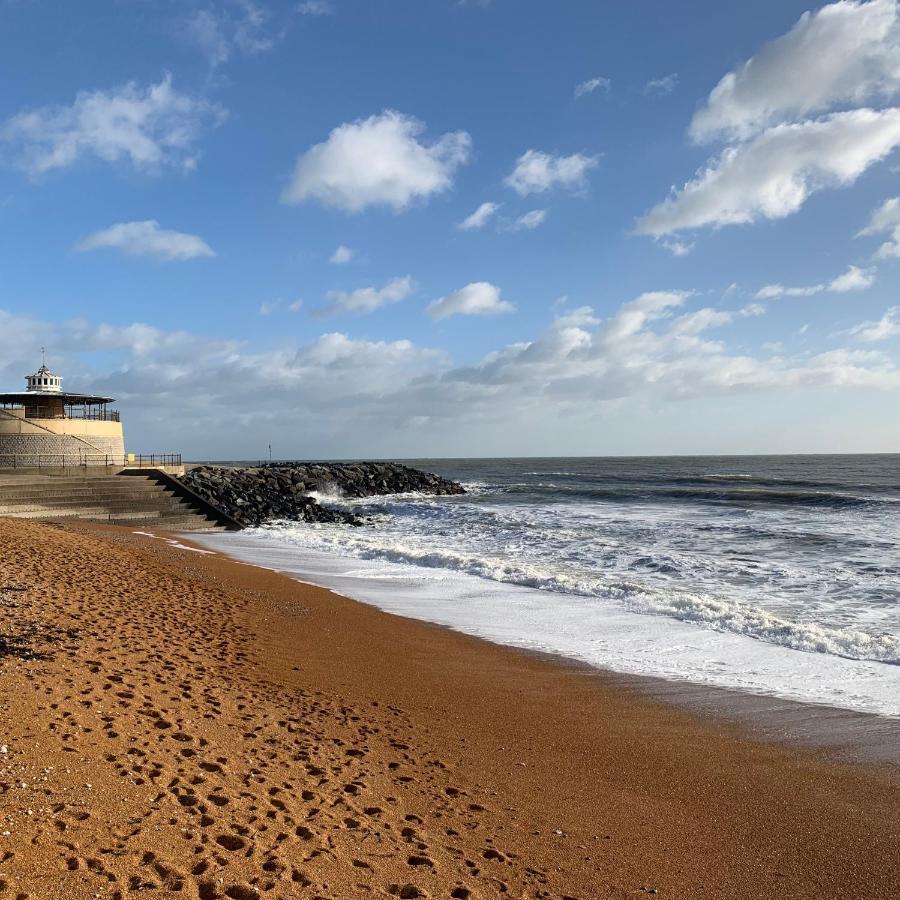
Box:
[194,530,900,718]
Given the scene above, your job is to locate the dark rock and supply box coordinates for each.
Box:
[178,461,465,529]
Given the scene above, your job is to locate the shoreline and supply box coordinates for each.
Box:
[2,518,899,898]
[192,528,900,758]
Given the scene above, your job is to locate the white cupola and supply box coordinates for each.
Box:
[26,362,62,393]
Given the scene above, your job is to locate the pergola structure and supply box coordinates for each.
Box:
[0,361,125,468]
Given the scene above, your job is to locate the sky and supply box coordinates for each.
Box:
[1,0,900,459]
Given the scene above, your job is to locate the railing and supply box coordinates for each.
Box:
[65,408,121,422]
[127,454,182,468]
[0,406,121,422]
[0,452,182,470]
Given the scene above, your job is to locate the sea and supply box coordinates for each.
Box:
[194,455,900,718]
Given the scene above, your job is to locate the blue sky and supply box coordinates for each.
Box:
[1,0,900,458]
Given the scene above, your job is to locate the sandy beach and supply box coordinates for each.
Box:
[1,518,899,900]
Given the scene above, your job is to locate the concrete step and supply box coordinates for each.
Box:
[0,473,234,531]
[0,488,172,503]
[0,500,201,516]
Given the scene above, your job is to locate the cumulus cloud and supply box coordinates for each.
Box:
[850,305,900,340]
[73,220,215,262]
[505,150,598,196]
[282,110,471,212]
[426,282,515,320]
[458,201,499,230]
[691,0,900,143]
[637,109,900,237]
[574,76,611,98]
[858,195,900,257]
[3,290,899,456]
[314,275,414,317]
[755,265,876,299]
[1,75,225,176]
[330,244,355,263]
[644,73,678,96]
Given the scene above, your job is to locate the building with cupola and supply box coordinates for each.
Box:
[0,359,125,467]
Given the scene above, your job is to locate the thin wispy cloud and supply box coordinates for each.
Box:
[507,209,547,231]
[73,220,215,262]
[644,73,678,96]
[458,201,500,230]
[850,306,900,342]
[1,75,225,176]
[182,1,279,67]
[314,275,415,317]
[298,0,335,15]
[574,76,611,98]
[330,245,355,264]
[755,265,875,300]
[859,196,900,258]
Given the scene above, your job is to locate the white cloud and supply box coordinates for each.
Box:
[73,220,215,262]
[661,238,694,257]
[637,109,900,237]
[1,75,225,176]
[3,292,900,457]
[426,282,515,320]
[669,307,733,335]
[288,299,304,312]
[298,0,334,14]
[755,265,876,299]
[282,110,471,212]
[574,76,611,99]
[315,275,414,317]
[644,74,678,96]
[858,195,900,257]
[691,0,900,143]
[183,1,277,66]
[602,290,688,340]
[850,305,900,340]
[505,149,598,196]
[259,300,278,316]
[509,209,548,231]
[458,201,500,230]
[330,244,355,263]
[829,264,877,292]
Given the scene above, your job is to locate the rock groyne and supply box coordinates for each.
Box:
[178,462,465,528]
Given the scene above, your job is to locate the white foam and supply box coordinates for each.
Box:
[133,531,215,554]
[224,523,900,665]
[192,530,900,718]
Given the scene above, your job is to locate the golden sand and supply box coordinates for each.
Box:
[0,518,898,899]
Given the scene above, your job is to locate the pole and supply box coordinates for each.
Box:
[268,443,272,463]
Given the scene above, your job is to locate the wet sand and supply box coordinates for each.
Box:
[0,518,898,899]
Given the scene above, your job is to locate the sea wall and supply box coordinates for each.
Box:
[179,462,465,527]
[0,429,125,467]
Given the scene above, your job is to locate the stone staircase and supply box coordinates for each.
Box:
[0,472,233,531]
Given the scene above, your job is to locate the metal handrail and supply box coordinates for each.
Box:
[0,406,121,422]
[0,452,182,470]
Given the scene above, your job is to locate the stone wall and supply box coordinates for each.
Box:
[0,432,125,467]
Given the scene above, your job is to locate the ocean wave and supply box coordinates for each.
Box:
[250,523,900,665]
[497,482,882,509]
